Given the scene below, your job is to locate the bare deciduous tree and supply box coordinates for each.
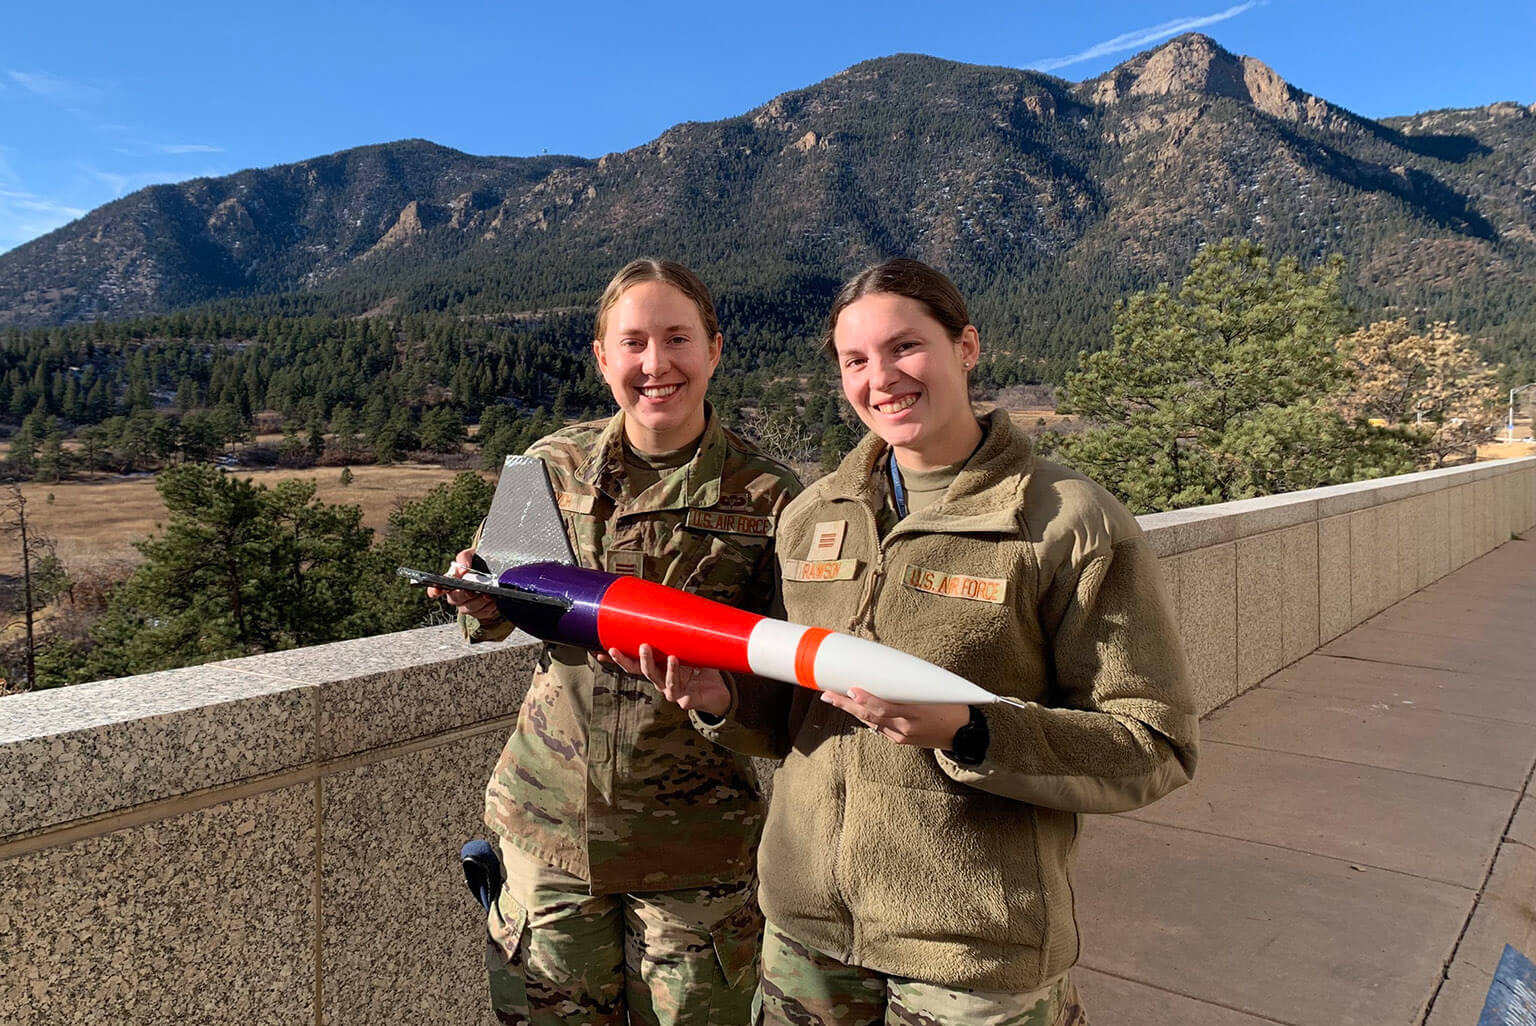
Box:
[0,481,68,691]
[738,407,819,472]
[1340,319,1503,467]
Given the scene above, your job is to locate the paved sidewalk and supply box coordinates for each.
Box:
[1074,532,1536,1025]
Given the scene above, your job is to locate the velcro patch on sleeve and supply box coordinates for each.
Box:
[714,491,754,511]
[685,509,775,537]
[783,558,860,582]
[605,550,645,577]
[555,491,596,514]
[900,565,1007,604]
[807,520,847,561]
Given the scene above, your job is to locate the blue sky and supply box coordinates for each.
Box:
[2,0,1532,254]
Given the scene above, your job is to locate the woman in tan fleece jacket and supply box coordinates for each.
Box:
[637,258,1199,1026]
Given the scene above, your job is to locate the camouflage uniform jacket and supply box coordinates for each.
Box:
[473,409,801,894]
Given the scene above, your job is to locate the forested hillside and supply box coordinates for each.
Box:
[1,33,1533,393]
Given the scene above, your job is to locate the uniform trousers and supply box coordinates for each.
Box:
[759,920,1088,1026]
[485,838,760,1026]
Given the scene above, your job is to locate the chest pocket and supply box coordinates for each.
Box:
[778,516,871,631]
[553,485,614,572]
[559,509,606,571]
[679,530,771,609]
[780,570,867,633]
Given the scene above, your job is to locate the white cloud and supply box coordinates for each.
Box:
[1028,2,1263,73]
[5,69,103,105]
[82,162,226,197]
[0,186,89,254]
[101,133,227,159]
[151,143,225,155]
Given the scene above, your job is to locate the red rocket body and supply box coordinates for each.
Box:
[406,453,1015,707]
[492,561,1014,707]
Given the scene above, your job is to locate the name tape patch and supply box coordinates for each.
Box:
[686,509,775,537]
[784,558,859,582]
[901,565,1007,604]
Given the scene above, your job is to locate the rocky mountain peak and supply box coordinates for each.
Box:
[1485,100,1532,119]
[1087,33,1237,103]
[1087,33,1347,130]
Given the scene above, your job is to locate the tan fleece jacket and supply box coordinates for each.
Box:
[703,410,1198,990]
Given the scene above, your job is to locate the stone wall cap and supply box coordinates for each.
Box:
[0,664,309,746]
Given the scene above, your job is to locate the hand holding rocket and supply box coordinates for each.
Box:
[604,643,734,718]
[425,548,502,624]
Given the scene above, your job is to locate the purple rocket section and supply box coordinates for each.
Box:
[496,561,619,650]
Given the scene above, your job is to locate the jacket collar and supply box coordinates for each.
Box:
[577,404,726,510]
[831,409,1033,536]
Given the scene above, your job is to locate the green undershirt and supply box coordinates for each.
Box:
[622,437,700,498]
[891,458,965,517]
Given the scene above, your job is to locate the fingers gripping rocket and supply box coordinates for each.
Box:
[401,456,1025,709]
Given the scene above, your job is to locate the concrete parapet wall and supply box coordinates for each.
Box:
[1,629,540,1025]
[1143,457,1536,714]
[2,456,1533,1025]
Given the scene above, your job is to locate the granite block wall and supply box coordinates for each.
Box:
[0,626,537,1026]
[2,786,316,1025]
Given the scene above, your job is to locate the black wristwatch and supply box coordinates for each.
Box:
[946,705,989,766]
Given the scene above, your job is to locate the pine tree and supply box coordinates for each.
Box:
[352,473,494,634]
[329,406,362,461]
[34,430,66,483]
[6,418,38,479]
[78,464,373,677]
[1048,240,1418,512]
[418,406,466,453]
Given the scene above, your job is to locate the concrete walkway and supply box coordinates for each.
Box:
[1074,532,1536,1025]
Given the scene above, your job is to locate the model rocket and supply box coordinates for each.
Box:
[401,456,1025,709]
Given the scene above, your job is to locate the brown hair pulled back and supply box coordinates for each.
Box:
[820,258,972,357]
[594,259,720,341]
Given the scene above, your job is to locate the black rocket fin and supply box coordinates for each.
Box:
[475,454,577,575]
[394,567,571,611]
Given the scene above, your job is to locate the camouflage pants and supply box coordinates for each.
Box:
[760,921,1088,1026]
[485,841,761,1026]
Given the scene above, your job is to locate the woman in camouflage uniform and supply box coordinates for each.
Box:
[435,259,801,1026]
[644,259,1199,1026]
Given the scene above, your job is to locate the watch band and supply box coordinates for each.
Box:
[946,704,989,766]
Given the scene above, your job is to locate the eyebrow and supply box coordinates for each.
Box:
[616,323,696,336]
[838,329,926,355]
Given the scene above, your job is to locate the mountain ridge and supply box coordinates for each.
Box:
[3,34,1533,376]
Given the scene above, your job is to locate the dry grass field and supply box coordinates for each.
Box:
[1476,415,1535,461]
[2,463,484,576]
[1001,407,1083,433]
[1478,439,1536,460]
[3,413,1530,579]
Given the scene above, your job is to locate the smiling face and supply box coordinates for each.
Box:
[832,292,981,470]
[593,279,723,453]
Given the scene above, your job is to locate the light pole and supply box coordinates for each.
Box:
[1510,382,1536,443]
